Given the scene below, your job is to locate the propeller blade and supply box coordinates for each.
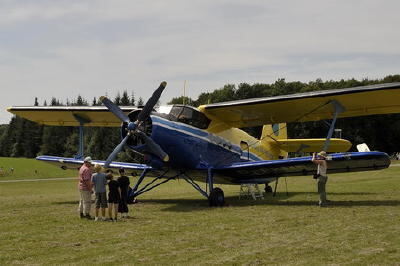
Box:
[100,96,130,123]
[104,135,130,167]
[136,81,167,123]
[139,132,169,162]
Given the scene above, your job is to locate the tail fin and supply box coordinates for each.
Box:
[261,123,287,140]
[260,123,288,159]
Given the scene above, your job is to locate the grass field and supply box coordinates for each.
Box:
[0,157,77,179]
[0,158,399,265]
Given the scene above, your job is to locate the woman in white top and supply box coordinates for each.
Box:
[312,151,328,207]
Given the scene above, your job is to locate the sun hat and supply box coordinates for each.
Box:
[84,156,92,163]
[318,151,327,158]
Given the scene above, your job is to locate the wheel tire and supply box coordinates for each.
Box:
[209,187,225,207]
[265,184,273,193]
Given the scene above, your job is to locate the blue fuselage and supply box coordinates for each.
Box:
[147,115,253,169]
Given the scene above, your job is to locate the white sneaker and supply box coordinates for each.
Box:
[94,217,99,221]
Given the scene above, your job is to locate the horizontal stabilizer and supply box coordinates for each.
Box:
[276,138,351,152]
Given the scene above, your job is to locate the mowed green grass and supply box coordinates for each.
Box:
[0,157,77,179]
[0,158,399,265]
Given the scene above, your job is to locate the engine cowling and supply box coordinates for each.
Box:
[121,110,153,147]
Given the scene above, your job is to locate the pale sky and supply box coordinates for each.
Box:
[1,0,399,124]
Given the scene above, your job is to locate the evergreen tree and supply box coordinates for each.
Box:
[75,95,87,106]
[64,131,79,157]
[114,93,121,106]
[130,91,136,106]
[120,91,130,105]
[137,97,144,106]
[0,117,20,156]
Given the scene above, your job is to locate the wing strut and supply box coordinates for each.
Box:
[323,100,345,152]
[72,114,91,159]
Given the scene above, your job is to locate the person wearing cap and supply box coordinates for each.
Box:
[78,156,93,219]
[312,151,329,207]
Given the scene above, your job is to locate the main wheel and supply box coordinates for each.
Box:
[209,187,225,207]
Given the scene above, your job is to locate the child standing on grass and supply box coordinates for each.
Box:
[106,170,120,222]
[118,168,131,218]
[92,164,108,221]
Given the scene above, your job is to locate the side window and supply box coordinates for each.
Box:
[169,106,183,120]
[169,106,210,129]
[192,111,210,129]
[178,107,193,124]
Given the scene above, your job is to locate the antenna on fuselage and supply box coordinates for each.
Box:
[183,80,187,105]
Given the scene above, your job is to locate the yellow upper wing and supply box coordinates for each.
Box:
[198,82,400,128]
[7,106,138,127]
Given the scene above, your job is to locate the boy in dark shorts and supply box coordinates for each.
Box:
[117,168,130,218]
[106,170,120,222]
[92,164,108,221]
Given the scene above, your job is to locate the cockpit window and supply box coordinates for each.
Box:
[169,105,210,129]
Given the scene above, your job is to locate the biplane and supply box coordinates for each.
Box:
[7,82,400,206]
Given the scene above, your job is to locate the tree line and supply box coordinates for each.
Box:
[1,75,400,160]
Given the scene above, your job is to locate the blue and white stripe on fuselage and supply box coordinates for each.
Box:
[150,115,262,168]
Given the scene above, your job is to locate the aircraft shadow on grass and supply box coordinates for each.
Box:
[132,191,400,212]
[52,200,80,205]
[51,191,399,212]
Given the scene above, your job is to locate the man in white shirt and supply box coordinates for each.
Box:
[312,151,328,207]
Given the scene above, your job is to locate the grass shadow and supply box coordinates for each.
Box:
[52,200,81,205]
[50,191,395,211]
[137,198,210,212]
[135,190,399,212]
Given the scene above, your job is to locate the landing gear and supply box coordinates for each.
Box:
[183,168,225,207]
[209,187,225,207]
[265,184,273,193]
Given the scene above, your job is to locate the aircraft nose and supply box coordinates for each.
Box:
[127,121,136,131]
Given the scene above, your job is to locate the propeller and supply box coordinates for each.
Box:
[99,96,130,123]
[101,82,169,167]
[138,131,169,162]
[136,81,167,124]
[104,134,130,167]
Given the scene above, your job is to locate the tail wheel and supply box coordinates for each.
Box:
[209,187,225,207]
